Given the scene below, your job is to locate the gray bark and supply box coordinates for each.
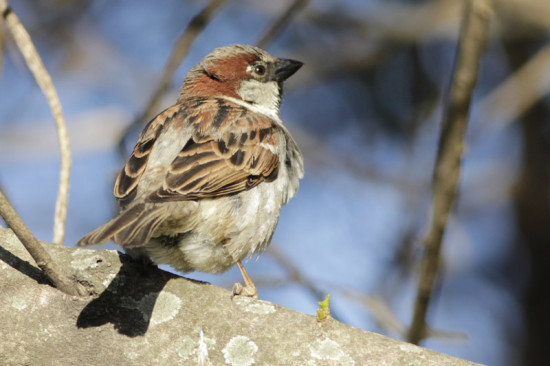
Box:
[0,228,480,365]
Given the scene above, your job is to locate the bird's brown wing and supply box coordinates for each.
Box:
[114,97,280,205]
[149,97,280,201]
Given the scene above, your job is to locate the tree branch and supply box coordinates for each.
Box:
[117,0,228,158]
[0,227,480,365]
[474,42,550,128]
[255,0,309,49]
[1,0,71,245]
[407,0,492,345]
[0,189,86,296]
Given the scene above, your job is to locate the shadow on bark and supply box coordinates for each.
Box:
[0,244,50,285]
[76,253,174,337]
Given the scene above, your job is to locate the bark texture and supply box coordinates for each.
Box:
[0,228,480,365]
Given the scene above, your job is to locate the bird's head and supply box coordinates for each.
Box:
[179,44,303,119]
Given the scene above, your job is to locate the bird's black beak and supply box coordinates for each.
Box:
[275,59,303,82]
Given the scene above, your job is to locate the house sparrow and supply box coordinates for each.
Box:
[77,44,304,298]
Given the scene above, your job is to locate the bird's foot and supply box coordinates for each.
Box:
[232,260,259,299]
[232,281,258,299]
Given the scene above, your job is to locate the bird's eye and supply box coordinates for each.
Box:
[254,65,266,75]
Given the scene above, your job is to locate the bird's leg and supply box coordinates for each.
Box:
[232,260,258,299]
[125,248,157,275]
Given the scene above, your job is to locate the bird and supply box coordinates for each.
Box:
[77,44,304,298]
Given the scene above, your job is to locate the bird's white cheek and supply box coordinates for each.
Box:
[237,79,280,119]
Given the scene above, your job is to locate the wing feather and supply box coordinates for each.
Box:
[115,97,281,205]
[114,104,188,207]
[150,97,280,201]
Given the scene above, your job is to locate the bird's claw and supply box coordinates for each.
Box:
[232,281,258,299]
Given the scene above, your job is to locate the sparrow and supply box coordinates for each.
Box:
[77,44,304,298]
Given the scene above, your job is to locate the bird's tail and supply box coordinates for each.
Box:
[76,203,166,248]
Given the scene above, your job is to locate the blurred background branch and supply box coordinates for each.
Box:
[474,42,550,128]
[407,0,492,345]
[503,35,550,366]
[255,0,309,49]
[1,0,70,245]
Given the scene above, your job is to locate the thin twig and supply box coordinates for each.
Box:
[265,246,344,322]
[473,42,550,128]
[255,0,309,49]
[267,245,325,301]
[339,290,468,341]
[0,189,86,296]
[406,0,492,345]
[118,0,228,159]
[1,0,71,245]
[343,291,407,336]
